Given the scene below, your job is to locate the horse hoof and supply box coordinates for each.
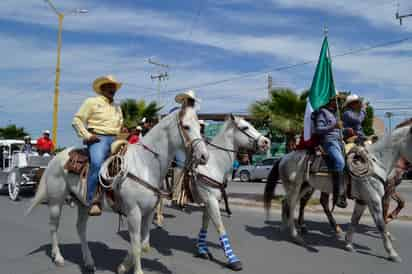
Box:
[344,244,354,252]
[117,264,127,274]
[142,243,151,254]
[388,255,402,263]
[53,255,65,267]
[227,261,243,271]
[84,264,96,273]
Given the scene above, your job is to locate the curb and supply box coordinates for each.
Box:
[227,195,412,222]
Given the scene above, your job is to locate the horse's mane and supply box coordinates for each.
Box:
[395,118,412,129]
[370,125,411,153]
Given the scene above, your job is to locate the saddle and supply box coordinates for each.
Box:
[64,140,129,213]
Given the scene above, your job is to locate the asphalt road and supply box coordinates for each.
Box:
[228,180,412,202]
[1,193,412,274]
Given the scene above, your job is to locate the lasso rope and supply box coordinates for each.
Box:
[98,154,128,189]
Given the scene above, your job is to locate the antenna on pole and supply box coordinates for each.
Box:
[147,58,169,121]
[395,2,412,25]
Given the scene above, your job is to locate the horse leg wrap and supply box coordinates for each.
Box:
[197,229,209,255]
[219,234,240,263]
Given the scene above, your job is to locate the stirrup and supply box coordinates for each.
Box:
[88,203,102,216]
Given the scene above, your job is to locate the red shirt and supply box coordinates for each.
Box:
[36,137,54,152]
[128,134,140,144]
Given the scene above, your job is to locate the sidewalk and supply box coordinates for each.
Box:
[226,181,412,221]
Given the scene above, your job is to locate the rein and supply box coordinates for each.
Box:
[205,119,263,154]
[196,173,232,216]
[99,108,203,202]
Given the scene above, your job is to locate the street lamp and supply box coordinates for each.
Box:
[43,0,88,146]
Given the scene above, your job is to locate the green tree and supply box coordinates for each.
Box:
[120,99,162,128]
[250,88,306,151]
[362,105,375,136]
[0,124,29,139]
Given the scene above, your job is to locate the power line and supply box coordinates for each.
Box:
[139,35,412,97]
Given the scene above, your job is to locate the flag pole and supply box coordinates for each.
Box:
[325,27,345,150]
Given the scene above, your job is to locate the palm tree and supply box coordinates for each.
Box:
[250,88,307,152]
[120,99,162,128]
[0,124,29,139]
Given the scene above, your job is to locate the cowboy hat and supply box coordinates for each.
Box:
[93,75,122,94]
[136,126,142,131]
[343,94,362,108]
[43,130,50,135]
[175,90,200,104]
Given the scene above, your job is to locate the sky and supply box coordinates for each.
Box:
[1,0,412,146]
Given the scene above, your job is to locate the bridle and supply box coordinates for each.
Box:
[206,118,264,154]
[99,108,206,200]
[176,108,205,162]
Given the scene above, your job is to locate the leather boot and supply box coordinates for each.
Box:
[332,171,347,208]
[88,186,103,216]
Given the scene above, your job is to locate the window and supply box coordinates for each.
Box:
[262,158,275,166]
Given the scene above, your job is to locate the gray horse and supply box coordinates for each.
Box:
[192,115,270,271]
[264,125,412,263]
[26,107,209,274]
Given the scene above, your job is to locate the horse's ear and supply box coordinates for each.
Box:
[230,113,235,121]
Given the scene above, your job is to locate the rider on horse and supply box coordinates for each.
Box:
[313,96,347,208]
[342,94,366,144]
[72,75,123,216]
[172,90,199,207]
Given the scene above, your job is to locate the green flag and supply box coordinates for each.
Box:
[304,36,337,140]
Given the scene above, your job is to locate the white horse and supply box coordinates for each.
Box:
[26,106,209,274]
[264,125,412,263]
[191,115,270,271]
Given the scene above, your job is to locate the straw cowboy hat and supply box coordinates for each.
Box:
[175,90,200,104]
[93,75,122,94]
[343,94,362,108]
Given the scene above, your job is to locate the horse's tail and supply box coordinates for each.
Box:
[26,167,48,216]
[264,159,281,214]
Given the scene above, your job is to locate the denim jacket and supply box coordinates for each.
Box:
[313,107,341,144]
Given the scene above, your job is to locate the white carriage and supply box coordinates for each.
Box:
[0,140,53,201]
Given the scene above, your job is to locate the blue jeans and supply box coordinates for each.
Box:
[87,135,115,203]
[322,140,345,172]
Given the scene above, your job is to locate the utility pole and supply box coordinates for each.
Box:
[148,58,169,121]
[267,74,272,98]
[385,112,394,134]
[43,0,87,146]
[396,3,412,25]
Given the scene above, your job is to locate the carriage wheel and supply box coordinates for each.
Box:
[8,170,21,201]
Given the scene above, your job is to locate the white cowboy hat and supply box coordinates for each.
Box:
[141,117,147,123]
[343,94,362,108]
[43,130,50,135]
[93,75,122,94]
[175,90,200,104]
[136,126,142,130]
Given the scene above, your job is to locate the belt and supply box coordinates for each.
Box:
[88,128,117,136]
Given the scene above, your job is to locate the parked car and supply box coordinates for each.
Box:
[235,157,280,182]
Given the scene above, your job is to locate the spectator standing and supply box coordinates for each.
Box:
[128,126,142,144]
[36,130,54,155]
